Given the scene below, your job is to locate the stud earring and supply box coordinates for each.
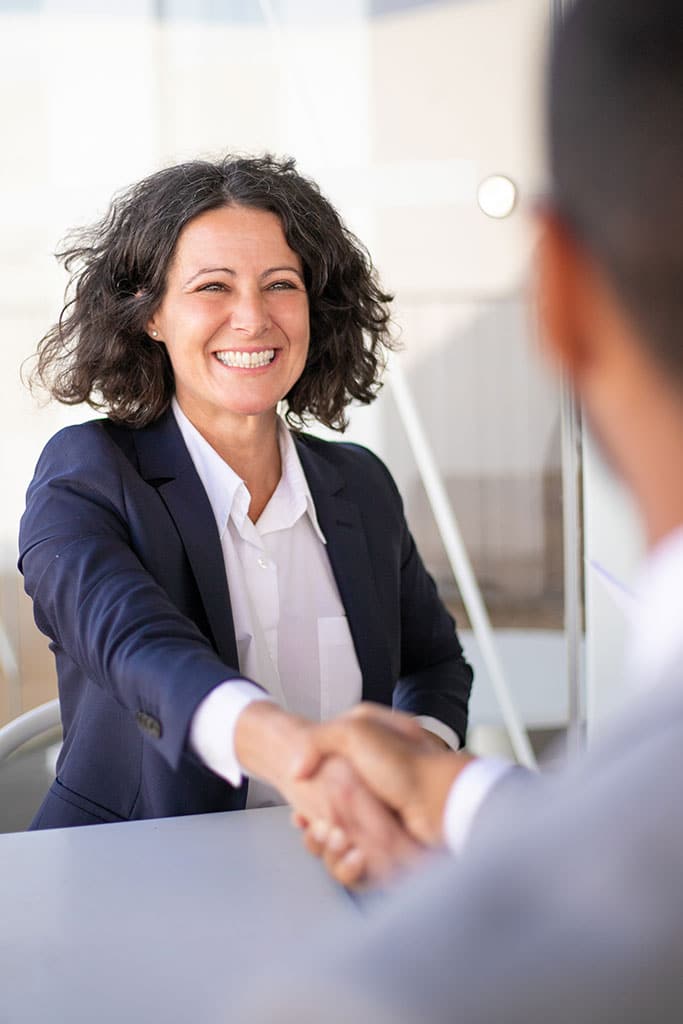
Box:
[151,330,158,337]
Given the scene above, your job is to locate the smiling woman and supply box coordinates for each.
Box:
[19,154,473,886]
[31,155,391,433]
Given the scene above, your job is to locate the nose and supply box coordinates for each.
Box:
[229,287,271,337]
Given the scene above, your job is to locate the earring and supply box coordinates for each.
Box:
[151,330,158,337]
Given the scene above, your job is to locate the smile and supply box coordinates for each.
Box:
[214,349,276,369]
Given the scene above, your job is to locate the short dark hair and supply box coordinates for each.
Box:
[30,155,395,430]
[549,0,683,382]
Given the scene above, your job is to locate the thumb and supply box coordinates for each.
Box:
[351,703,426,741]
[290,720,350,780]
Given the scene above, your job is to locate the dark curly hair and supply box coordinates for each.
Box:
[30,154,396,430]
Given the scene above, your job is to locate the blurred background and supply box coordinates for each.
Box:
[0,0,639,771]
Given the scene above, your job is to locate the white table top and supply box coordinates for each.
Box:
[0,806,361,1023]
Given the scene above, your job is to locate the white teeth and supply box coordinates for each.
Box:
[215,349,275,368]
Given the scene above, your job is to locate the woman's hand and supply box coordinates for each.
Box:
[233,701,316,790]
[234,702,424,888]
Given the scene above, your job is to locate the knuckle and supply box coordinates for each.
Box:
[324,757,357,797]
[303,835,323,857]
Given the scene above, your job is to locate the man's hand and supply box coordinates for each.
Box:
[293,703,476,847]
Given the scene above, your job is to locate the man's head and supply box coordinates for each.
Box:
[539,0,683,540]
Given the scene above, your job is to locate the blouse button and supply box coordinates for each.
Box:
[257,557,268,569]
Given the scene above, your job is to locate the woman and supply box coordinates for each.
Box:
[19,155,472,857]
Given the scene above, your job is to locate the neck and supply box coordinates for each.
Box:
[580,294,683,554]
[177,401,282,521]
[638,447,683,551]
[610,378,683,551]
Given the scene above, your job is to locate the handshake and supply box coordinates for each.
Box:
[235,702,476,889]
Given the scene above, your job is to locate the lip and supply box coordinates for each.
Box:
[213,347,279,354]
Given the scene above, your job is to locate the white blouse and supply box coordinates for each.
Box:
[175,400,362,807]
[176,400,458,808]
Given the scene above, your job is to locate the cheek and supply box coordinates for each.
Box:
[296,336,311,376]
[288,332,310,387]
[282,303,311,356]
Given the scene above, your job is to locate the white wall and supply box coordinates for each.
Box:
[583,431,644,732]
[0,0,551,720]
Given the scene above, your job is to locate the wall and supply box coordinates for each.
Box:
[0,0,552,723]
[583,431,644,733]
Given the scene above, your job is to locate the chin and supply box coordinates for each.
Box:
[223,400,281,419]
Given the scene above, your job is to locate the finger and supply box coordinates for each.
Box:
[290,730,327,781]
[292,710,422,783]
[292,711,385,782]
[298,723,418,823]
[303,832,324,859]
[290,810,309,830]
[320,828,354,879]
[420,729,450,750]
[351,703,425,740]
[333,769,425,880]
[328,847,366,889]
[302,818,332,859]
[326,825,351,855]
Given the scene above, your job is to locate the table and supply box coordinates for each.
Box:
[0,806,361,1023]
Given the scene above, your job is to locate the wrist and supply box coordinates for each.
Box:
[234,702,311,787]
[420,729,451,751]
[416,751,476,846]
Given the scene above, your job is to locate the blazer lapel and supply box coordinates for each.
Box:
[133,411,238,669]
[296,437,394,704]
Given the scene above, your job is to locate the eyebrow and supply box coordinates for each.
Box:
[184,265,304,286]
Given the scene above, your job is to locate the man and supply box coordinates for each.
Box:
[242,0,683,1019]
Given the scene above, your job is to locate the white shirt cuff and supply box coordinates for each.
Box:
[414,715,460,751]
[190,680,273,787]
[443,757,514,855]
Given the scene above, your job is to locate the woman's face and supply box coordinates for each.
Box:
[148,204,310,430]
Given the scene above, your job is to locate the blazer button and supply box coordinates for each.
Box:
[135,710,162,739]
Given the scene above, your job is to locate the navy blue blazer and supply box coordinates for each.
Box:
[19,410,472,829]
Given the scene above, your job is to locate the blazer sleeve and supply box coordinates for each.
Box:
[18,425,242,772]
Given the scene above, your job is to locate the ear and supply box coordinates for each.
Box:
[534,207,593,387]
[134,287,159,342]
[146,319,161,342]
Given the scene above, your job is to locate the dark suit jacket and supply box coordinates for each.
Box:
[19,410,472,829]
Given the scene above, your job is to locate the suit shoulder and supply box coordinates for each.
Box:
[296,433,400,495]
[36,418,134,464]
[39,418,110,453]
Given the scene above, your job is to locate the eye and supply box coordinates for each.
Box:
[267,280,299,291]
[197,281,229,292]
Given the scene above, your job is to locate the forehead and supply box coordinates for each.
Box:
[170,204,301,272]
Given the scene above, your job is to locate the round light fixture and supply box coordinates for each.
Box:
[477,174,517,219]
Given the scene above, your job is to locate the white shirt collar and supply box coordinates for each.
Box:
[630,524,683,690]
[171,398,326,544]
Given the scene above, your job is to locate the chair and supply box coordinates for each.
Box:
[0,699,62,833]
